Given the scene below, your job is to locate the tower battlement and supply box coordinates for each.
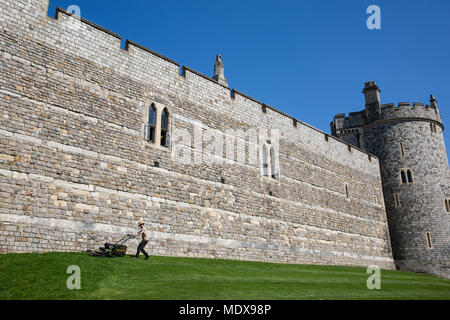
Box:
[379,102,441,126]
[332,96,443,136]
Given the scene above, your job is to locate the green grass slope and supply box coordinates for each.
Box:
[0,253,449,300]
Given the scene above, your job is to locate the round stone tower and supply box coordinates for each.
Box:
[332,82,450,278]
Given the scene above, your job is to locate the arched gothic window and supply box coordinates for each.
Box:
[407,170,413,183]
[161,108,169,147]
[430,123,437,133]
[144,103,171,148]
[270,147,278,179]
[400,170,407,184]
[262,144,268,176]
[146,104,157,143]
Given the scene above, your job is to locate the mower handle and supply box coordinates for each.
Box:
[116,234,134,244]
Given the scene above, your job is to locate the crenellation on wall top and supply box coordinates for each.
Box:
[231,89,261,104]
[379,101,440,120]
[55,7,121,40]
[182,66,230,91]
[335,100,441,130]
[380,102,437,109]
[126,40,180,67]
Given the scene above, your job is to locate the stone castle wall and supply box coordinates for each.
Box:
[0,0,395,269]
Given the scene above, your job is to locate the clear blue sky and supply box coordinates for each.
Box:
[48,0,450,155]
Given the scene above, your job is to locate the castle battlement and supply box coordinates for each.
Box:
[379,102,441,125]
[333,99,442,134]
[55,6,121,40]
[332,80,443,137]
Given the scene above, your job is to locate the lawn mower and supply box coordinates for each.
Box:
[87,234,134,257]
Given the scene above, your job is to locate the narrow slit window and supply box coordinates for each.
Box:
[426,232,432,248]
[445,199,449,213]
[399,142,405,157]
[345,184,349,199]
[395,193,401,207]
[160,108,169,147]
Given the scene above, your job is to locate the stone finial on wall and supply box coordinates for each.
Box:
[213,54,228,87]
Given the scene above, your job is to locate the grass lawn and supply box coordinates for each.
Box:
[0,252,449,300]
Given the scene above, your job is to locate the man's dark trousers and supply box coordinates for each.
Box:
[136,240,149,258]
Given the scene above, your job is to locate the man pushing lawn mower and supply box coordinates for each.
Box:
[130,218,150,260]
[87,218,151,259]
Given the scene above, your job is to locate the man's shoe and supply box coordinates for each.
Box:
[145,257,150,260]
